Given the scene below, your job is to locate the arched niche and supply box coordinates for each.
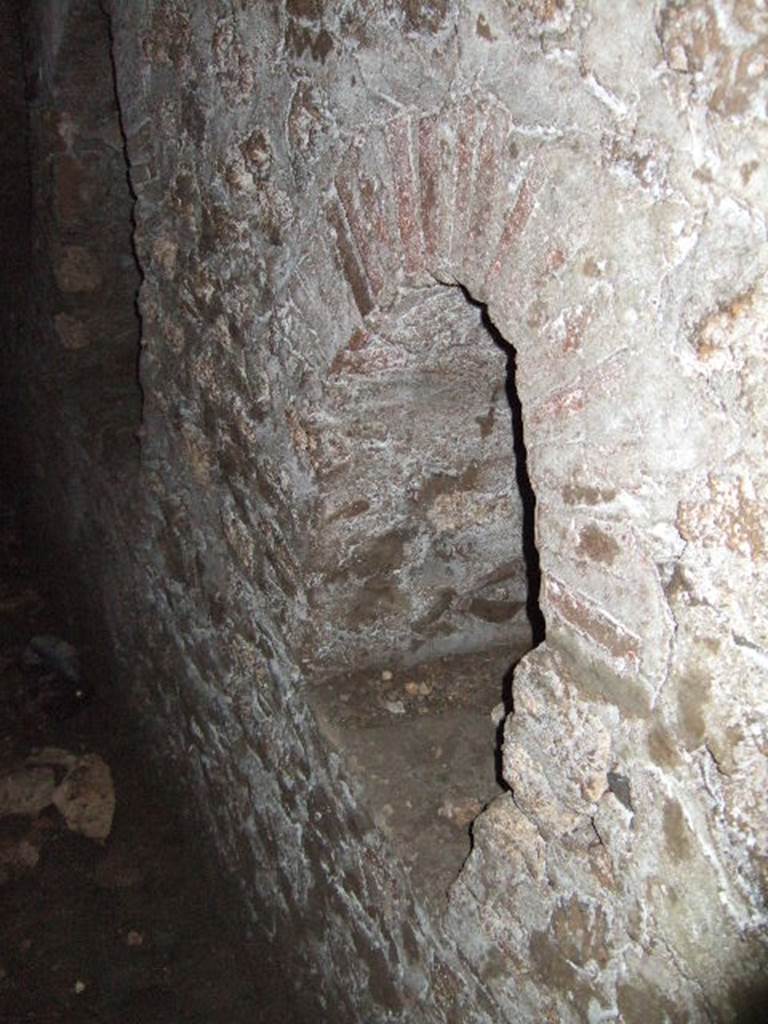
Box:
[287,96,555,901]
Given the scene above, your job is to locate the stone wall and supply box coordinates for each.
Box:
[300,286,532,676]
[6,1,768,1022]
[5,0,142,596]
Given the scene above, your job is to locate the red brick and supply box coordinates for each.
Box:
[335,142,386,300]
[484,172,538,293]
[467,102,513,285]
[547,577,640,665]
[421,111,459,281]
[326,199,374,318]
[385,115,425,279]
[528,380,585,428]
[416,114,440,262]
[526,348,629,437]
[357,128,402,290]
[448,97,485,275]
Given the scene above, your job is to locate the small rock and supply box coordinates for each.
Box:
[125,930,144,947]
[52,754,115,841]
[417,681,432,697]
[404,681,419,697]
[438,797,483,828]
[383,700,405,715]
[73,979,86,994]
[381,669,393,681]
[490,702,506,726]
[0,835,41,876]
[373,803,394,830]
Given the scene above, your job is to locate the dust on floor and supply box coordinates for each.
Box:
[309,647,527,911]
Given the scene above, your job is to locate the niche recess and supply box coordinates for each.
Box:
[305,283,543,904]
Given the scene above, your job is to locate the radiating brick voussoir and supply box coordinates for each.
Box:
[289,232,363,376]
[447,96,488,285]
[384,114,427,282]
[325,197,374,320]
[544,575,642,674]
[334,139,389,306]
[416,110,457,280]
[354,126,403,302]
[483,147,544,299]
[463,100,516,302]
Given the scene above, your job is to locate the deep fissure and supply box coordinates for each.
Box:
[102,0,146,436]
[462,286,545,653]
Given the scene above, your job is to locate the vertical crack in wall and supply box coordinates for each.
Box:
[458,287,545,790]
[461,287,546,651]
[100,0,144,439]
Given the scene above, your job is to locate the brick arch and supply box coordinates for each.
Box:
[307,92,673,721]
[309,95,551,687]
[290,84,687,894]
[292,89,677,828]
[324,95,541,318]
[287,96,554,775]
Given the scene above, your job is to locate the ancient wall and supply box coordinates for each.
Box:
[5,0,142,607]
[6,1,768,1022]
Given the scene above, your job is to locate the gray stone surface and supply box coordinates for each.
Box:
[3,0,767,1021]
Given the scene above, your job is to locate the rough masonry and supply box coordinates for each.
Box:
[2,1,766,1022]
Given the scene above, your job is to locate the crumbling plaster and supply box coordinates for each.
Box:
[8,1,767,1021]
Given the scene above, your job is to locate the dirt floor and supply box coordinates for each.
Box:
[310,643,530,912]
[0,501,298,1024]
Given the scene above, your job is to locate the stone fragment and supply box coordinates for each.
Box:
[490,702,505,726]
[438,796,483,828]
[52,754,115,841]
